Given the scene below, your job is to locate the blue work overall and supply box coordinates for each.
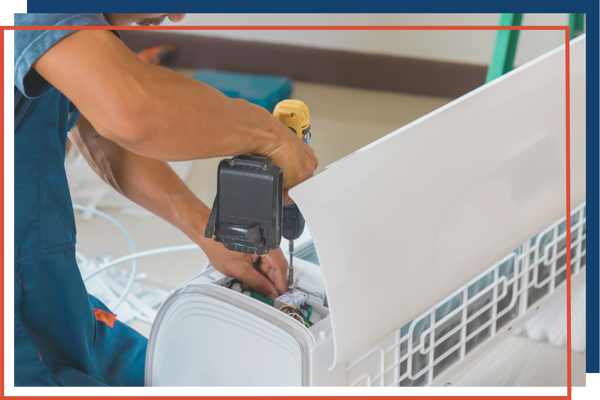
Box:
[14,87,148,386]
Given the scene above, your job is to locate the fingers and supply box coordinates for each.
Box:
[256,249,289,294]
[237,265,280,301]
[289,141,318,187]
[265,130,318,192]
[202,241,279,300]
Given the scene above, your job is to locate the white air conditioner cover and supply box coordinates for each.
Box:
[290,35,586,368]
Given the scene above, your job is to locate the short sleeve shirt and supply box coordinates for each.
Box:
[13,14,115,260]
[14,13,111,98]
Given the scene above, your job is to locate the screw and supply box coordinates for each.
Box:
[262,164,268,170]
[229,159,235,166]
[444,382,452,387]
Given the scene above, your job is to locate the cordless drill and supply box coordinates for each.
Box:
[273,100,311,291]
[204,100,311,294]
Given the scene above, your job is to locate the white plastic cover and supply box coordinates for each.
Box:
[148,291,303,386]
[290,36,586,368]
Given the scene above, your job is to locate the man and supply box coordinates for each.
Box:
[14,13,318,386]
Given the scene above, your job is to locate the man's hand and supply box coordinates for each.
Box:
[70,114,290,301]
[199,235,289,301]
[49,27,316,298]
[259,124,318,205]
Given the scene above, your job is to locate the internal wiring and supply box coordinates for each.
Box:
[296,306,312,325]
[279,305,311,327]
[287,311,310,328]
[251,294,312,328]
[250,292,275,306]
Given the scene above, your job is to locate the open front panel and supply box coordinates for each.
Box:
[290,35,586,368]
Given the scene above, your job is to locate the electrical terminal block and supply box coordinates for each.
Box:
[274,289,309,310]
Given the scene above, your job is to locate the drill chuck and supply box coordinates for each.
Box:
[283,203,305,241]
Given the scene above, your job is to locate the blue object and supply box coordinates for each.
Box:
[192,69,293,112]
[14,15,147,387]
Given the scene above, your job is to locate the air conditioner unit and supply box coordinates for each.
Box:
[145,35,586,387]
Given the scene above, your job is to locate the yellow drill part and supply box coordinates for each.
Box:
[273,99,310,141]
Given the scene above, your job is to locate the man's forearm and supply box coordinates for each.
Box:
[69,115,209,243]
[34,30,286,162]
[114,67,285,162]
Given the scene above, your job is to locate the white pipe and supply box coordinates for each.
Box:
[73,204,137,310]
[83,244,200,282]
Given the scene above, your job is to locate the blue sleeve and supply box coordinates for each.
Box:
[14,14,113,98]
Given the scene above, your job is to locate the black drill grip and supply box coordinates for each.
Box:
[282,203,305,241]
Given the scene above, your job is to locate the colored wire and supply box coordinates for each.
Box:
[297,308,309,322]
[279,305,297,313]
[289,312,302,321]
[250,292,274,306]
[286,311,310,328]
[300,305,313,324]
[279,305,311,327]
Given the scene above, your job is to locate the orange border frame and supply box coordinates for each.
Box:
[1,24,572,399]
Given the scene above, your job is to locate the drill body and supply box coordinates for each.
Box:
[205,99,311,292]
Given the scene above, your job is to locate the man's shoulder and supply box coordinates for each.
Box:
[13,14,111,99]
[14,13,108,27]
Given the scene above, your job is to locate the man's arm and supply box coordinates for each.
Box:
[69,114,288,300]
[34,30,317,201]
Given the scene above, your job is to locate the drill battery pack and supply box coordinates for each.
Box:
[204,155,283,255]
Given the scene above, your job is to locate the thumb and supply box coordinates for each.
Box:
[259,251,289,294]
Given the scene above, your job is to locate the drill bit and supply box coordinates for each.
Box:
[288,240,294,292]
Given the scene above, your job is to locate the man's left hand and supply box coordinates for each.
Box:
[199,236,289,301]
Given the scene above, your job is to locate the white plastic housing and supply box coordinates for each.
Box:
[145,36,586,387]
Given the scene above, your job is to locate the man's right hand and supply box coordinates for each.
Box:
[258,122,318,205]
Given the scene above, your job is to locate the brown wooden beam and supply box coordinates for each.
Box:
[121,30,487,99]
